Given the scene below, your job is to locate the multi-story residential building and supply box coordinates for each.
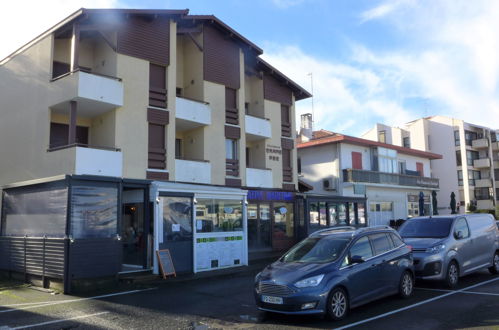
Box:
[297,114,442,227]
[363,116,499,213]
[0,8,310,292]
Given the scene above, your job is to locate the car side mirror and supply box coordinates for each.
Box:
[454,231,463,239]
[350,255,365,264]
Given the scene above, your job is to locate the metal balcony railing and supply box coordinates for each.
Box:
[343,168,439,189]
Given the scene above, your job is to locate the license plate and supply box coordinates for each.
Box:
[262,295,283,304]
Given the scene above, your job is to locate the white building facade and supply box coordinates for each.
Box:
[362,116,499,214]
[298,130,442,226]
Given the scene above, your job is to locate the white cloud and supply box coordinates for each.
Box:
[263,0,499,136]
[262,45,415,136]
[0,0,122,60]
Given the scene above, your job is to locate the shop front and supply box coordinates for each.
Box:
[150,182,247,274]
[0,175,151,293]
[296,194,367,239]
[246,190,296,253]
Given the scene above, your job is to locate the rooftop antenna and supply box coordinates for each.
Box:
[307,72,315,131]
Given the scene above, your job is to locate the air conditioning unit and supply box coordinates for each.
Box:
[323,178,336,191]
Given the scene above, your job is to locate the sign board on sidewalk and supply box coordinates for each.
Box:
[156,249,176,279]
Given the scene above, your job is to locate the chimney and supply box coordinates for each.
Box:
[299,113,313,142]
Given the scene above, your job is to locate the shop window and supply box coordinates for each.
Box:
[2,185,68,237]
[328,203,339,227]
[356,203,366,226]
[338,203,348,225]
[162,197,192,242]
[196,199,243,233]
[71,185,118,238]
[274,202,294,238]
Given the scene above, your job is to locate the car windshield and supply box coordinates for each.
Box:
[399,218,453,238]
[282,236,351,263]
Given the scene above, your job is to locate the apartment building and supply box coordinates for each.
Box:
[297,114,442,228]
[0,8,310,292]
[363,116,499,213]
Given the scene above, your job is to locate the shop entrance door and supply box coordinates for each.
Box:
[248,203,272,251]
[121,188,148,272]
[160,196,194,274]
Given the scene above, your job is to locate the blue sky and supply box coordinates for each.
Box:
[2,0,499,136]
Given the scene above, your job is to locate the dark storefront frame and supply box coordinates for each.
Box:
[296,194,368,240]
[0,175,150,293]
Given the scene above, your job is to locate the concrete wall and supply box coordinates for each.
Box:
[339,143,371,170]
[298,143,339,194]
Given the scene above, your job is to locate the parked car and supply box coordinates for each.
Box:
[254,226,414,320]
[398,214,499,288]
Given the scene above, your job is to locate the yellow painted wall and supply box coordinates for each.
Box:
[238,50,247,185]
[166,19,177,179]
[264,99,284,187]
[0,35,76,186]
[181,31,204,101]
[115,53,149,179]
[203,81,227,185]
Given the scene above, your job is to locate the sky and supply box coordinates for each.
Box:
[1,0,499,136]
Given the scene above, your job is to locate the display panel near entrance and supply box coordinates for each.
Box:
[273,202,294,250]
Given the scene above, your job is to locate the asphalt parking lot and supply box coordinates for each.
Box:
[0,269,498,329]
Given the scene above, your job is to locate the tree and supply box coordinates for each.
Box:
[432,190,438,215]
[450,192,456,214]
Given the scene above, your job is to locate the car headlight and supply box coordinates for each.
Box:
[426,244,445,254]
[294,274,325,288]
[254,272,262,283]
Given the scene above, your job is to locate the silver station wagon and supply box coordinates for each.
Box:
[399,214,499,287]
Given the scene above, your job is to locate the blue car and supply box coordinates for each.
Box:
[254,226,414,320]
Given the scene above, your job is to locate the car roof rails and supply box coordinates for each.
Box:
[355,225,392,234]
[309,226,357,236]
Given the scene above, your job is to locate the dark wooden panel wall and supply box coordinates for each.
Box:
[117,16,170,66]
[203,24,240,89]
[147,108,169,170]
[263,73,292,105]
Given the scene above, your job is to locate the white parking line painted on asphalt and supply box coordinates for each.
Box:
[417,287,499,296]
[9,311,109,329]
[0,288,157,313]
[335,277,499,330]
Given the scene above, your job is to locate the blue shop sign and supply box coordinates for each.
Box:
[247,190,294,202]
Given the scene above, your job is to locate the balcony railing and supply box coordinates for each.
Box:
[246,167,273,188]
[472,138,489,149]
[343,168,439,189]
[473,158,491,168]
[175,158,211,184]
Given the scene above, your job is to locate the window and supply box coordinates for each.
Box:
[175,138,182,159]
[468,170,481,186]
[456,150,462,166]
[466,150,479,166]
[457,170,463,186]
[349,236,373,260]
[390,233,404,247]
[2,185,68,237]
[351,152,363,170]
[378,130,386,143]
[225,139,238,160]
[71,185,118,238]
[398,161,407,174]
[370,233,393,255]
[454,130,460,146]
[196,199,243,233]
[356,203,367,226]
[274,202,294,238]
[474,187,491,200]
[465,130,477,146]
[403,137,410,148]
[378,147,398,173]
[453,218,470,239]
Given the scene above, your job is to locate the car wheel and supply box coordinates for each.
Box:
[488,251,499,275]
[399,271,414,298]
[445,261,459,288]
[327,287,348,321]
